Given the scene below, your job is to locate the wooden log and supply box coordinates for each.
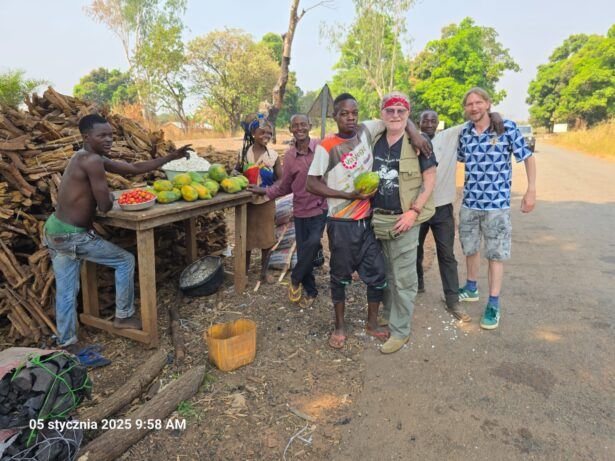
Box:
[168,289,185,365]
[78,365,205,461]
[78,349,167,424]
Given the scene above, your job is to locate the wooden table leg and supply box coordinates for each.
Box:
[137,228,158,347]
[184,217,198,264]
[234,203,247,294]
[80,261,99,317]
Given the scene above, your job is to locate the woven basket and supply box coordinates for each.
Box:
[205,319,256,372]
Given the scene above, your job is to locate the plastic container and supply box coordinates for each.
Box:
[205,319,256,371]
[162,168,209,181]
[179,256,224,297]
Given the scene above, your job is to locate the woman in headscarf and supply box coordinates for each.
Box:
[234,113,283,284]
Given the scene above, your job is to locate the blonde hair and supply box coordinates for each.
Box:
[463,87,492,106]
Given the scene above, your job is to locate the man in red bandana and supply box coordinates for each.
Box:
[370,91,438,354]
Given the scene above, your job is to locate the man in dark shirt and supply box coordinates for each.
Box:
[371,92,437,354]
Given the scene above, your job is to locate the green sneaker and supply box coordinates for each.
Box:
[480,304,500,330]
[458,287,479,302]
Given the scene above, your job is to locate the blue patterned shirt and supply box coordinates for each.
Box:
[457,119,532,210]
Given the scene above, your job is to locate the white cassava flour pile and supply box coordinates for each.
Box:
[164,151,211,171]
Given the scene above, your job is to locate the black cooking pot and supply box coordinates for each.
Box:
[179,256,224,297]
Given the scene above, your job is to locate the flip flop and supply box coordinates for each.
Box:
[365,326,390,342]
[288,283,302,303]
[328,333,347,349]
[299,295,316,309]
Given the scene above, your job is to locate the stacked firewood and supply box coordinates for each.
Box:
[0,87,227,345]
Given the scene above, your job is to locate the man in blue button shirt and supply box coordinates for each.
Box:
[456,87,537,329]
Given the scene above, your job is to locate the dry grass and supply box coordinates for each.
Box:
[546,121,615,160]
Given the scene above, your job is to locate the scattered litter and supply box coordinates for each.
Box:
[283,423,314,461]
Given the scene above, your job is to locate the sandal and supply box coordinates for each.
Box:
[328,333,347,349]
[288,283,302,302]
[299,295,316,309]
[365,326,390,342]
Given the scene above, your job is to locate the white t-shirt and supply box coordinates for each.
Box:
[308,120,384,220]
[432,124,463,207]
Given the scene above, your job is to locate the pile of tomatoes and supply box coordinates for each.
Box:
[118,189,156,205]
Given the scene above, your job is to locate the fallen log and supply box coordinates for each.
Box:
[78,365,206,461]
[77,349,167,424]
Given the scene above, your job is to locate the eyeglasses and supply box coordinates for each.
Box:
[383,108,408,116]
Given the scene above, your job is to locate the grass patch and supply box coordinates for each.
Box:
[177,400,198,419]
[546,121,615,159]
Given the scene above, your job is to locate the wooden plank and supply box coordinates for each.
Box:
[234,203,247,294]
[80,261,100,317]
[184,217,197,264]
[101,191,252,221]
[97,193,252,231]
[137,228,158,347]
[80,314,150,343]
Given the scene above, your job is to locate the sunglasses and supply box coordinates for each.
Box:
[383,108,408,116]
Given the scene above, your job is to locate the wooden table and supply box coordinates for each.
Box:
[79,190,252,347]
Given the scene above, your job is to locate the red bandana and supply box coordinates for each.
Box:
[382,97,410,110]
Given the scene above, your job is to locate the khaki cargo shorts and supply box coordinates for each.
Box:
[459,207,511,261]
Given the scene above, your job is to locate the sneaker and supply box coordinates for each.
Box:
[480,304,500,330]
[458,287,479,302]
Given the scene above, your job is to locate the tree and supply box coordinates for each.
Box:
[259,33,303,127]
[327,0,413,119]
[0,69,47,108]
[134,14,189,130]
[84,0,187,118]
[527,26,614,128]
[73,68,137,107]
[187,29,279,132]
[410,17,520,126]
[265,0,332,139]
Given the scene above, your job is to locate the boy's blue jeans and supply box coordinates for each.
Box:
[44,231,135,347]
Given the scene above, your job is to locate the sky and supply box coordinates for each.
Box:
[1,0,613,121]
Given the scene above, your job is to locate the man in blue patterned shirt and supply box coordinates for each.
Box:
[456,87,537,329]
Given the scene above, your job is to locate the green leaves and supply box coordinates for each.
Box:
[187,29,279,131]
[0,70,47,109]
[410,17,519,126]
[528,26,614,128]
[73,68,137,107]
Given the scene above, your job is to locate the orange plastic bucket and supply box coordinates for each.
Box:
[205,319,256,372]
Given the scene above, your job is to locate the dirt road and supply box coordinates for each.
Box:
[333,143,615,460]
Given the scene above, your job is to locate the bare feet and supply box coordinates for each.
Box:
[113,315,142,330]
[261,273,275,284]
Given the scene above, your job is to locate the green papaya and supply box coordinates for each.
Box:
[204,179,220,196]
[220,177,242,194]
[191,182,211,200]
[157,190,180,203]
[353,172,380,194]
[153,180,173,192]
[188,172,205,183]
[181,185,199,202]
[172,173,192,187]
[208,164,228,182]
